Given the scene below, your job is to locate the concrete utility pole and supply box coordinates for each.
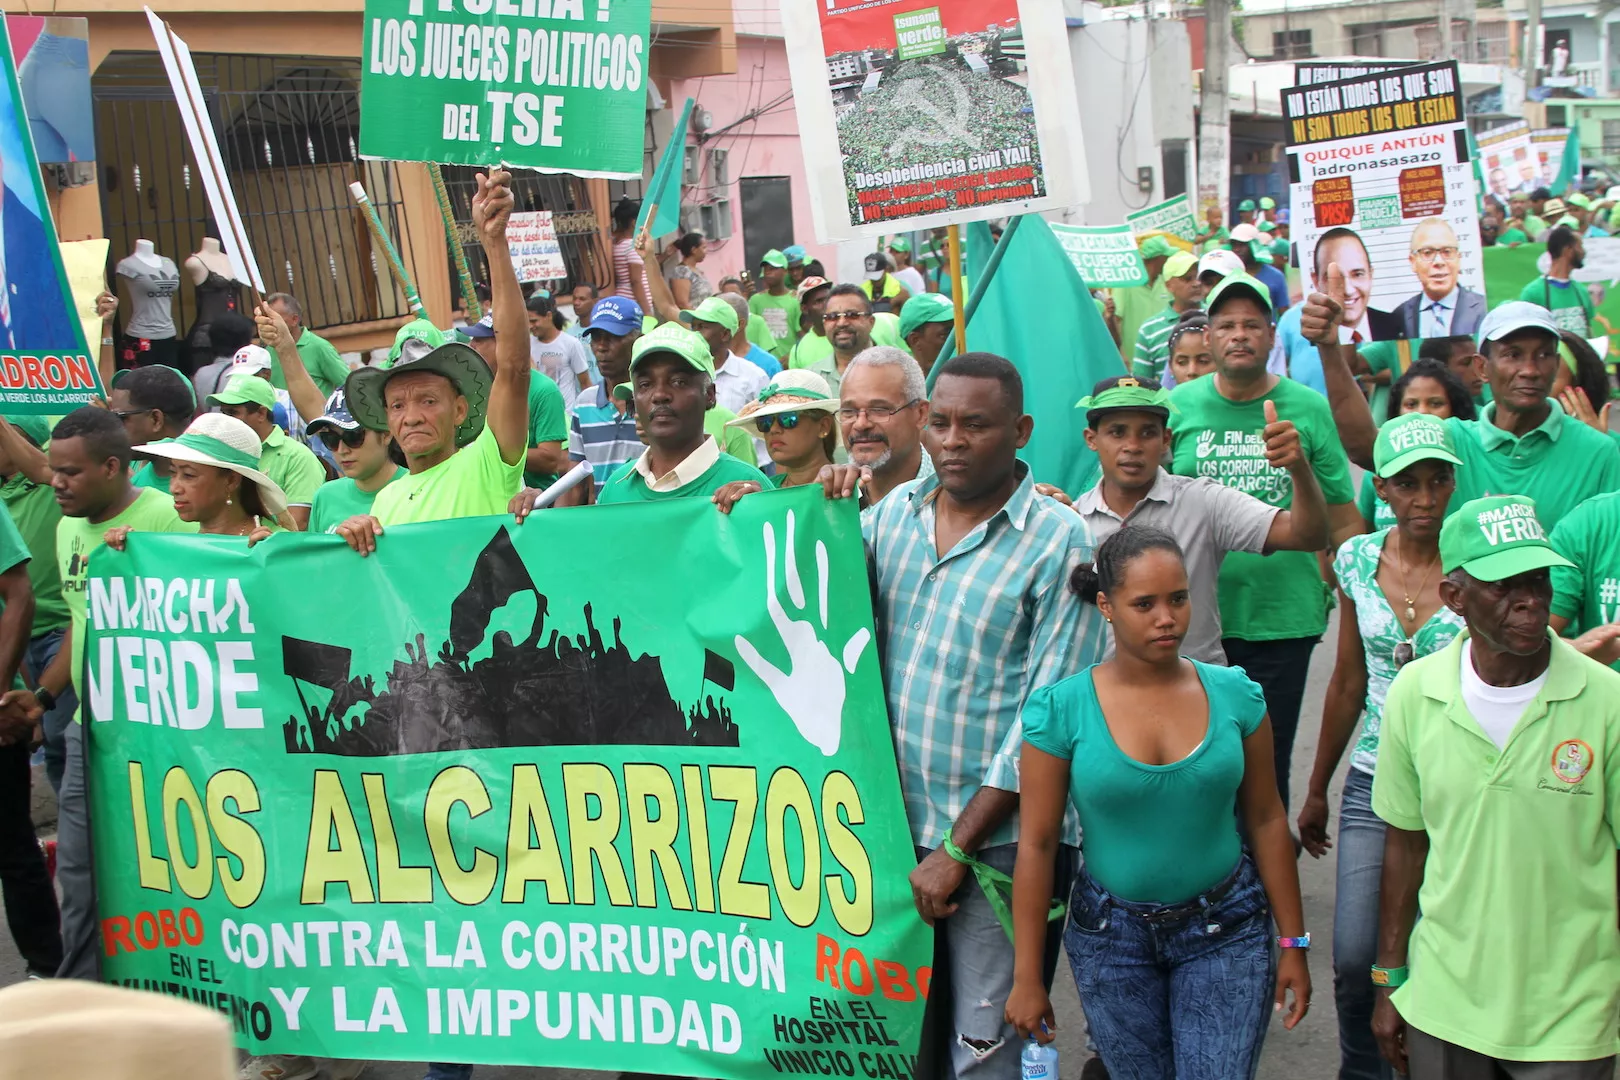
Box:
[1198,0,1231,221]
[1437,0,1453,59]
[1524,0,1541,90]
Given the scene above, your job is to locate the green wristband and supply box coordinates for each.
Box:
[1371,964,1409,988]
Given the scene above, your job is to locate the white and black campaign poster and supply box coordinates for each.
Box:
[1285,61,1484,343]
[779,0,1086,242]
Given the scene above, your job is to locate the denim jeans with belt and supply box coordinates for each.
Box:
[1333,767,1392,1080]
[1065,855,1276,1080]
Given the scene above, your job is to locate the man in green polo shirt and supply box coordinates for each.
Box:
[1109,235,1174,367]
[596,323,767,504]
[267,292,351,396]
[1132,250,1204,384]
[748,250,800,360]
[1372,494,1620,1078]
[1316,293,1620,523]
[207,373,326,530]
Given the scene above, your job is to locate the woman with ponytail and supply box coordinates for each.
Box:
[1005,525,1311,1077]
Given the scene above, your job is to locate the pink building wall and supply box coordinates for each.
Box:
[664,31,838,283]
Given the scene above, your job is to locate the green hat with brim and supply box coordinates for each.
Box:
[1205,272,1273,316]
[206,372,277,412]
[1440,495,1573,581]
[1076,375,1176,425]
[679,295,739,335]
[629,322,717,378]
[1238,199,1257,212]
[1374,412,1463,478]
[898,292,956,339]
[760,249,789,270]
[612,382,633,402]
[1257,221,1276,234]
[387,318,447,368]
[1557,214,1581,229]
[1138,235,1176,261]
[3,414,50,447]
[1163,251,1200,280]
[345,338,492,446]
[1568,192,1593,210]
[888,236,912,254]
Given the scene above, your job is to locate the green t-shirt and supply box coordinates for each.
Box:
[1519,276,1596,335]
[258,427,326,508]
[1021,659,1267,903]
[271,329,351,397]
[1168,374,1355,640]
[1110,278,1172,369]
[1356,472,1398,531]
[788,331,832,371]
[705,408,757,465]
[0,500,32,658]
[596,445,769,504]
[371,424,524,527]
[524,369,569,489]
[308,468,405,534]
[58,488,195,720]
[1358,339,1405,424]
[1446,406,1620,525]
[749,291,801,359]
[0,473,68,634]
[131,462,172,494]
[1550,491,1620,668]
[1522,212,1549,237]
[1497,226,1528,246]
[746,312,776,356]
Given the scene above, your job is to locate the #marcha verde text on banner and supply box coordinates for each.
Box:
[360,0,651,176]
[85,489,929,1077]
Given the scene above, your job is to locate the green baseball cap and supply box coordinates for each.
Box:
[3,414,50,446]
[612,382,633,402]
[1568,192,1593,210]
[1440,495,1573,581]
[760,249,789,270]
[1205,272,1273,316]
[898,292,955,339]
[1076,375,1176,425]
[679,295,739,335]
[387,318,447,367]
[1138,235,1176,260]
[1373,412,1462,478]
[206,372,277,412]
[1259,196,1277,210]
[1164,251,1199,279]
[630,322,717,377]
[1257,221,1276,234]
[888,236,912,254]
[1238,198,1257,212]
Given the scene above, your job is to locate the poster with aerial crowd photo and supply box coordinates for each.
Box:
[1285,61,1484,343]
[780,0,1086,242]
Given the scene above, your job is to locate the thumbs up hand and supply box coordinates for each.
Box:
[1262,398,1305,471]
[1299,262,1347,345]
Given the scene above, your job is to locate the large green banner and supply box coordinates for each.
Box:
[358,0,650,176]
[86,489,929,1077]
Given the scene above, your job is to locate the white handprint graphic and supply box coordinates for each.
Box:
[735,509,872,756]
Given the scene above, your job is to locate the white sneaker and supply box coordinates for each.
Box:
[238,1056,321,1080]
[323,1061,368,1080]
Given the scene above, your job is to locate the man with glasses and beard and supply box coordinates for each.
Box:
[838,346,930,505]
[1396,218,1485,339]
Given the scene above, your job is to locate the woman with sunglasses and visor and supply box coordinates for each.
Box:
[712,370,844,510]
[304,390,405,534]
[1298,412,1464,1080]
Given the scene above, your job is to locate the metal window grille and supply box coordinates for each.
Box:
[438,165,610,298]
[94,52,423,343]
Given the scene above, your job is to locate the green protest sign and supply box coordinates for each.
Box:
[1050,223,1148,288]
[359,0,651,176]
[86,489,929,1076]
[1125,195,1199,243]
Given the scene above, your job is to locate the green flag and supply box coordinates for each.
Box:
[1554,125,1582,195]
[931,216,1123,496]
[637,98,694,239]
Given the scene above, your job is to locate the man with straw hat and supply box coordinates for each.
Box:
[0,979,237,1080]
[334,168,530,556]
[206,373,324,531]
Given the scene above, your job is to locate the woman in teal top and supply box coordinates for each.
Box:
[1006,525,1310,1078]
[1357,359,1474,530]
[1300,411,1465,1080]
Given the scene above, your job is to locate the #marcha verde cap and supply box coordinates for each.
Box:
[1440,495,1573,581]
[899,292,955,339]
[206,372,277,412]
[630,322,717,377]
[1205,272,1273,315]
[679,295,739,335]
[1374,412,1462,478]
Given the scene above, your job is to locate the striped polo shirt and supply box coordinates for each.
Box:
[567,384,641,485]
[1132,306,1184,383]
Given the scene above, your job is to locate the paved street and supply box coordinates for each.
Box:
[2,615,1347,1078]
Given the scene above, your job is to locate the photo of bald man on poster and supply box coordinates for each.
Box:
[1396,218,1486,339]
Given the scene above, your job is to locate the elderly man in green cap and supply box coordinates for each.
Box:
[206,373,325,530]
[1132,250,1205,385]
[596,323,768,503]
[749,248,800,361]
[898,292,955,375]
[333,169,531,555]
[1110,234,1177,366]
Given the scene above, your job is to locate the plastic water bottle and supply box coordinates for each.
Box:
[1021,1036,1058,1080]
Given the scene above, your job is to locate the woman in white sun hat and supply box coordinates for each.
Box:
[712,369,849,512]
[106,414,297,547]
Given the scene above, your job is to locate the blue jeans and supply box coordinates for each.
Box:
[1333,767,1392,1080]
[1064,856,1275,1080]
[26,628,75,794]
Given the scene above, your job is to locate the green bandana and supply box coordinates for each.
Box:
[759,384,832,404]
[1076,378,1176,419]
[150,432,261,471]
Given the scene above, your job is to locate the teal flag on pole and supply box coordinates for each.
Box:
[1554,125,1582,195]
[638,98,694,239]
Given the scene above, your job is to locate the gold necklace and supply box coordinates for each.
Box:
[1393,529,1440,624]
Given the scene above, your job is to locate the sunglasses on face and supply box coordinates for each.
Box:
[755,412,802,433]
[317,429,370,451]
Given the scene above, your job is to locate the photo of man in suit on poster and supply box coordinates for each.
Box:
[1313,227,1404,342]
[1395,217,1486,339]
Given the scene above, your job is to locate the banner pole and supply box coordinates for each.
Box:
[948,224,967,353]
[349,182,427,319]
[430,164,482,323]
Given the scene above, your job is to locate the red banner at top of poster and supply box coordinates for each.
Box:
[818,0,1019,56]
